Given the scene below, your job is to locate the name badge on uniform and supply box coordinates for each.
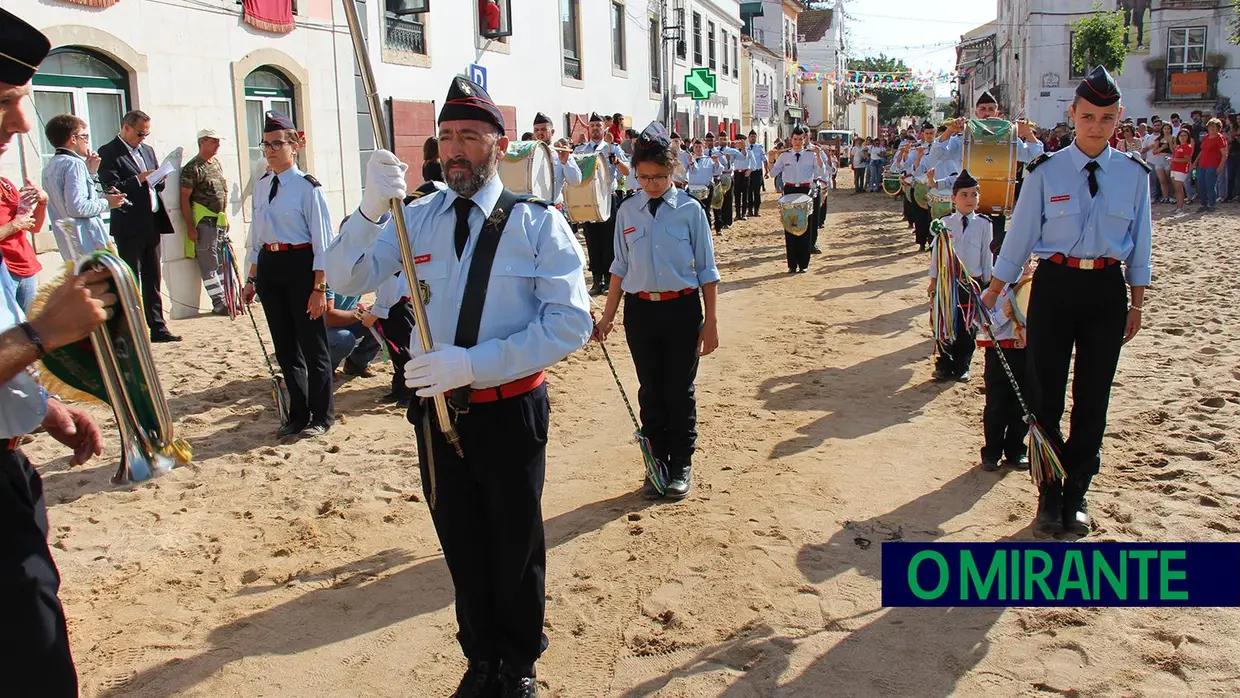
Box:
[418,279,432,305]
[1049,194,1071,203]
[414,253,432,264]
[623,226,637,235]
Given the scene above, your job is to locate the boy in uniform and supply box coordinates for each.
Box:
[927,170,992,382]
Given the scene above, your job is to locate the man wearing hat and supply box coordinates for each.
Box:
[180,127,232,314]
[241,111,336,439]
[983,66,1152,538]
[532,112,581,207]
[575,112,630,295]
[909,121,941,252]
[98,109,181,342]
[1,9,118,695]
[327,76,591,697]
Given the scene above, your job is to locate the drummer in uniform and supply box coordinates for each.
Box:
[768,126,825,274]
[0,11,115,694]
[745,130,767,218]
[686,139,721,229]
[732,137,752,222]
[930,91,1044,252]
[911,121,941,252]
[592,122,720,500]
[926,169,991,382]
[671,132,690,190]
[241,111,336,438]
[327,76,591,696]
[710,132,742,232]
[575,112,630,295]
[982,66,1151,538]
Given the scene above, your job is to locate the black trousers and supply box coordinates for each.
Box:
[379,299,415,400]
[733,171,750,219]
[747,171,763,216]
[410,385,550,672]
[982,346,1029,462]
[256,247,334,428]
[853,168,866,193]
[1026,261,1128,481]
[624,292,703,464]
[115,235,168,334]
[582,194,619,282]
[934,280,977,377]
[987,214,1008,257]
[0,448,77,698]
[912,202,931,247]
[716,180,733,230]
[782,184,816,270]
[699,185,715,228]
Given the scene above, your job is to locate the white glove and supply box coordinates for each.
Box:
[360,149,408,222]
[404,344,474,397]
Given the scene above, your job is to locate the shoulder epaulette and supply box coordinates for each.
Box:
[403,180,442,205]
[260,171,272,180]
[514,195,550,208]
[1122,150,1154,173]
[302,173,322,187]
[1024,153,1050,173]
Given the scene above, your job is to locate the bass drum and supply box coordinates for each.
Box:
[563,152,613,224]
[498,140,555,200]
[964,119,1018,215]
[778,194,813,236]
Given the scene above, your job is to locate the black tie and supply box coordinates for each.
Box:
[961,214,969,232]
[648,198,662,218]
[268,174,279,203]
[1084,161,1100,197]
[453,197,473,259]
[795,152,801,162]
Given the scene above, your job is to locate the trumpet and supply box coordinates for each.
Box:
[38,221,191,484]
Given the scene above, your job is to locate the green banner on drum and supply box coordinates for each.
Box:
[503,140,540,162]
[968,119,1012,142]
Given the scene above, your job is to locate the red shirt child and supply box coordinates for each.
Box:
[0,177,44,281]
[1171,143,1194,174]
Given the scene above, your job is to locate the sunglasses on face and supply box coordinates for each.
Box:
[134,130,150,138]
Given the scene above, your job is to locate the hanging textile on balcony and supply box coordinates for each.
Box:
[243,0,295,35]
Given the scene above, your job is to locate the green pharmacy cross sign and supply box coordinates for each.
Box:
[684,68,717,101]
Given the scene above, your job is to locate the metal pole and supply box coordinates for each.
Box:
[338,0,463,457]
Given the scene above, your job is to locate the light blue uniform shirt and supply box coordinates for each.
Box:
[0,271,48,438]
[325,174,592,388]
[748,143,767,173]
[769,149,825,186]
[687,155,721,186]
[610,188,720,294]
[247,165,334,270]
[713,147,742,174]
[995,142,1153,287]
[371,274,408,320]
[553,155,582,204]
[928,132,1045,189]
[42,150,111,260]
[912,141,940,177]
[574,139,629,191]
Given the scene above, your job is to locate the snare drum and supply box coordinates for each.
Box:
[563,153,613,224]
[882,169,903,197]
[687,185,711,204]
[927,187,954,220]
[710,183,725,210]
[902,176,914,203]
[913,175,930,210]
[719,173,734,194]
[778,194,813,236]
[964,119,1018,215]
[498,141,555,200]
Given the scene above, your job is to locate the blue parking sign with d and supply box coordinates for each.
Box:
[468,64,487,91]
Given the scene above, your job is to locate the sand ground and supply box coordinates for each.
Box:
[26,175,1240,697]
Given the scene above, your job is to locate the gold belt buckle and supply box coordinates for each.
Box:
[648,292,662,301]
[1078,258,1096,270]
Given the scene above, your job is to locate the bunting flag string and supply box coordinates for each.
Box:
[795,67,959,91]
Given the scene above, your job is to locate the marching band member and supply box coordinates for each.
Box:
[745,130,767,217]
[896,137,915,228]
[911,121,940,252]
[687,139,721,229]
[977,258,1036,473]
[327,76,591,697]
[0,12,115,694]
[930,91,1044,249]
[241,111,336,438]
[811,144,835,253]
[926,169,992,382]
[534,113,582,206]
[592,122,720,500]
[575,113,630,295]
[733,138,752,222]
[712,132,742,232]
[982,66,1152,538]
[769,126,825,274]
[671,132,691,189]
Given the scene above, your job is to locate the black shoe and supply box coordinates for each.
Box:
[342,362,375,378]
[932,368,951,381]
[452,660,501,698]
[498,665,537,698]
[1061,477,1093,537]
[395,396,411,409]
[811,246,822,254]
[1033,482,1064,538]
[151,330,182,343]
[956,370,972,383]
[589,282,603,296]
[981,456,1001,472]
[300,423,329,438]
[788,267,797,274]
[664,459,692,499]
[1004,453,1031,471]
[211,303,229,316]
[277,421,309,438]
[918,244,926,253]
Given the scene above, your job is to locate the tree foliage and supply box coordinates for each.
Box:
[1071,2,1128,75]
[846,55,931,123]
[1231,0,1240,45]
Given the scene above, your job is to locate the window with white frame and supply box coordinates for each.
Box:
[693,12,702,65]
[611,1,626,71]
[675,0,686,60]
[562,0,582,79]
[732,34,738,78]
[649,14,661,93]
[721,29,729,76]
[1167,26,1206,73]
[708,20,716,70]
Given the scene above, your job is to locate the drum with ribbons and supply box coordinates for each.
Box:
[686,184,711,205]
[913,174,931,210]
[563,152,613,224]
[964,119,1018,215]
[498,140,555,201]
[882,168,903,197]
[927,186,954,220]
[778,193,813,236]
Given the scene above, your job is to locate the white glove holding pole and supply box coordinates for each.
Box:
[405,344,475,397]
[360,149,408,222]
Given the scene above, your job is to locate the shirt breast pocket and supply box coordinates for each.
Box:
[1041,195,1082,247]
[415,260,448,310]
[662,221,697,273]
[1105,194,1135,235]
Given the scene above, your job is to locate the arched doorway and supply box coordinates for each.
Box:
[244,67,297,167]
[31,47,130,165]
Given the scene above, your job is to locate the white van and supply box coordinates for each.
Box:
[816,130,853,166]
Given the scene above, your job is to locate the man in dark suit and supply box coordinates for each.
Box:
[98,109,180,342]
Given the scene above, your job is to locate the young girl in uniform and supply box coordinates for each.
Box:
[926,169,991,382]
[593,122,721,500]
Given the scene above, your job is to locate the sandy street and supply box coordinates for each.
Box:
[26,178,1240,697]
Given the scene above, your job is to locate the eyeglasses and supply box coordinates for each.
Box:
[261,140,291,150]
[636,174,670,183]
[74,132,90,142]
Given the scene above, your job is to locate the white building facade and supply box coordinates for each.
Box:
[796,4,847,131]
[741,37,780,149]
[664,0,744,139]
[746,0,805,135]
[998,0,1239,127]
[956,22,998,117]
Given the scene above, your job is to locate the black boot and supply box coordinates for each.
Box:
[498,663,538,697]
[664,457,692,500]
[589,273,603,296]
[1061,475,1093,537]
[1033,480,1064,538]
[451,660,501,698]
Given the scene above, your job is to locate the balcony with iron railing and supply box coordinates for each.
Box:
[1153,67,1218,103]
[384,14,426,54]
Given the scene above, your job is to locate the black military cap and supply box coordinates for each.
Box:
[1076,66,1121,107]
[439,76,505,131]
[264,110,296,133]
[589,112,603,123]
[670,131,682,140]
[921,121,936,130]
[975,90,997,106]
[790,125,807,136]
[635,122,671,154]
[533,112,552,126]
[0,8,51,86]
[952,169,979,192]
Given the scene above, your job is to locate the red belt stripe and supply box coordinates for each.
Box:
[469,372,545,404]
